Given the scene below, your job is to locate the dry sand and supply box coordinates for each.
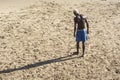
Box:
[0,0,120,80]
[0,0,38,13]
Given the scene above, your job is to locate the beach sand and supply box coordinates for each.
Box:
[0,0,120,80]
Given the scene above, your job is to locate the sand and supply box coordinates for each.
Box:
[0,0,120,80]
[0,0,39,13]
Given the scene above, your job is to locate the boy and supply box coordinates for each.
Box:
[73,9,89,57]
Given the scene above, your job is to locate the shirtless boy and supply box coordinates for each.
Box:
[73,9,89,57]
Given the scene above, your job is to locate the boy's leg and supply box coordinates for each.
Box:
[72,42,79,55]
[77,42,79,54]
[81,41,85,57]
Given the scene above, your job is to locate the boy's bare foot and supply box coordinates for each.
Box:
[80,54,84,57]
[72,52,79,55]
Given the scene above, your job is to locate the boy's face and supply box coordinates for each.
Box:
[73,9,79,16]
[73,12,77,16]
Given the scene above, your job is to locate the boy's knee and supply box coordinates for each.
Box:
[76,42,79,47]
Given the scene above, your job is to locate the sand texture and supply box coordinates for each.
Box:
[0,0,120,80]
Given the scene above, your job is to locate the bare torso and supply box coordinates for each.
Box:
[74,14,85,30]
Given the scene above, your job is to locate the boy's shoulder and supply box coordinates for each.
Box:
[81,14,87,19]
[74,14,87,21]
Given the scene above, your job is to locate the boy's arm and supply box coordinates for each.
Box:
[85,18,89,34]
[74,21,76,37]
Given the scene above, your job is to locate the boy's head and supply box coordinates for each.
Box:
[73,9,79,16]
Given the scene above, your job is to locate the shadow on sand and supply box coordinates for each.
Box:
[0,53,80,74]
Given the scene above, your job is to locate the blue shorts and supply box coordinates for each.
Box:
[76,29,87,42]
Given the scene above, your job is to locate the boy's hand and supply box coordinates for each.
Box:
[74,34,75,37]
[87,30,89,34]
